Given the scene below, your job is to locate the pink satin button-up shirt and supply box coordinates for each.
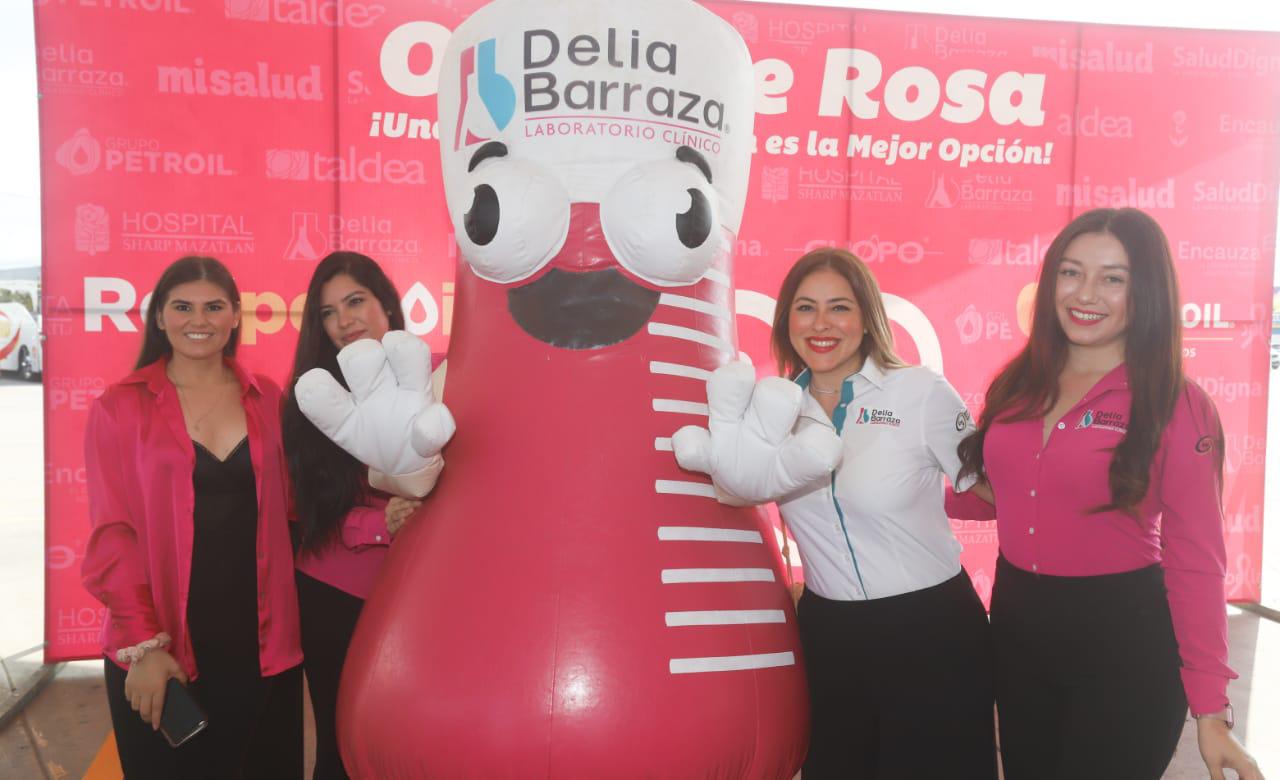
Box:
[82,357,302,678]
[294,487,391,601]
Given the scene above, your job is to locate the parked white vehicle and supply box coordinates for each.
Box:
[0,302,42,381]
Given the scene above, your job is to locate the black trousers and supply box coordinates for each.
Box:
[296,571,366,780]
[990,555,1188,780]
[105,658,302,780]
[797,570,997,780]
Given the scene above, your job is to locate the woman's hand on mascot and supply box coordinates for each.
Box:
[385,496,424,537]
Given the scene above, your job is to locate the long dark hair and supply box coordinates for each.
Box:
[771,246,907,380]
[957,208,1184,514]
[135,256,241,369]
[283,252,406,554]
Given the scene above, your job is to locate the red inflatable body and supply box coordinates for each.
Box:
[337,241,809,778]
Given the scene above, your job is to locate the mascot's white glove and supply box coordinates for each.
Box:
[296,331,456,498]
[672,361,843,505]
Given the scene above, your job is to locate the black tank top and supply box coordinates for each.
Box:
[186,437,261,674]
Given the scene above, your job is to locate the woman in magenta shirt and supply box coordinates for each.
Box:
[83,256,303,778]
[282,251,431,780]
[952,209,1262,779]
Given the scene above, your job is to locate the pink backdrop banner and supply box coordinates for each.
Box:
[34,0,1278,662]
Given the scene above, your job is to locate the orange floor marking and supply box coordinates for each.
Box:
[81,731,121,780]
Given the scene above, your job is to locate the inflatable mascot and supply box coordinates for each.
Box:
[297,0,838,775]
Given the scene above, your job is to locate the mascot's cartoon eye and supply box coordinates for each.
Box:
[464,184,500,246]
[452,157,571,284]
[601,149,721,287]
[676,189,712,249]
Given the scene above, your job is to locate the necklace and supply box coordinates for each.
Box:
[174,381,234,432]
[810,384,839,396]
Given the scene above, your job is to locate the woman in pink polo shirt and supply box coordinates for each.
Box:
[282,252,429,780]
[953,209,1262,779]
[83,256,303,778]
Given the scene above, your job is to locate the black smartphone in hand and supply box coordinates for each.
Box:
[159,677,208,748]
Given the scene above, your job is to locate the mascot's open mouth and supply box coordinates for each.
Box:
[507,267,660,350]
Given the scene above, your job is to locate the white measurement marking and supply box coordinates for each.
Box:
[660,568,775,584]
[669,651,796,674]
[701,268,730,287]
[649,361,712,382]
[657,527,763,543]
[658,293,731,321]
[647,323,732,355]
[665,610,786,627]
[652,399,710,416]
[655,480,716,498]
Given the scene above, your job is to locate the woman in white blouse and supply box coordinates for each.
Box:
[677,247,994,779]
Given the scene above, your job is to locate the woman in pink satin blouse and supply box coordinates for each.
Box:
[83,256,303,779]
[281,251,428,780]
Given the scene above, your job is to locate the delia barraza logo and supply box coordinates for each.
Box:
[454,38,516,151]
[285,212,325,260]
[925,173,958,208]
[56,129,102,175]
[855,407,902,427]
[1076,409,1127,433]
[522,27,727,133]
